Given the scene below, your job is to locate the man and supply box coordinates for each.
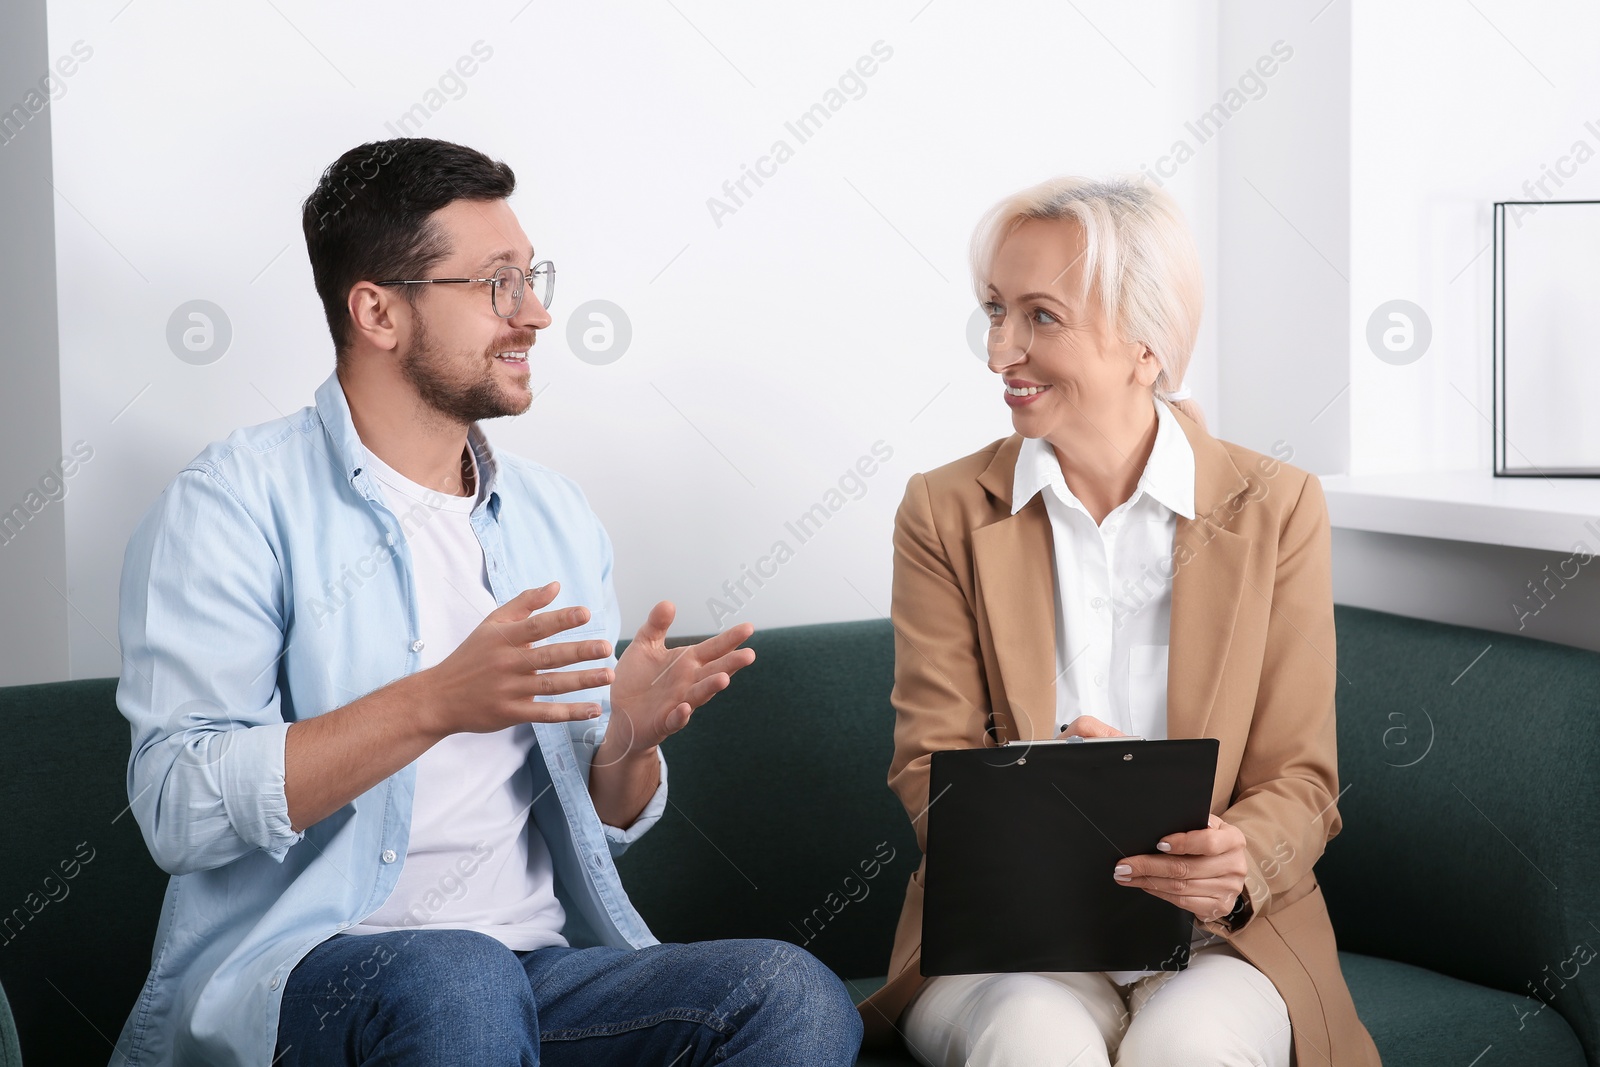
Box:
[110,138,862,1066]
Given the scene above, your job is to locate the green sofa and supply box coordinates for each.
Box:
[1,606,1596,1065]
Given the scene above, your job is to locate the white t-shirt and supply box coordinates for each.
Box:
[346,446,568,951]
[1012,397,1217,982]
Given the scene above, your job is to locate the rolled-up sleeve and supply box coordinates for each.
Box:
[600,746,668,855]
[117,466,303,875]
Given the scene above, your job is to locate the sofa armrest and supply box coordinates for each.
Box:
[0,979,21,1067]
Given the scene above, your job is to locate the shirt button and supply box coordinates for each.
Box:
[1091,597,1105,610]
[1094,673,1107,687]
[385,533,396,546]
[269,976,280,990]
[381,849,397,863]
[338,922,349,930]
[409,640,424,653]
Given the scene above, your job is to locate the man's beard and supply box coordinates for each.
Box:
[399,312,532,424]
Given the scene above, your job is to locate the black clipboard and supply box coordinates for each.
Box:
[921,736,1219,976]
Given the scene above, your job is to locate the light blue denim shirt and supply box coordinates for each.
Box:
[110,372,666,1067]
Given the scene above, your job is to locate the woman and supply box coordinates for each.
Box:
[858,176,1380,1066]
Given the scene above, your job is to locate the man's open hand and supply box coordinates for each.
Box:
[415,582,615,739]
[602,602,756,761]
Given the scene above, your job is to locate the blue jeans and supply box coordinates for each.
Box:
[274,930,863,1065]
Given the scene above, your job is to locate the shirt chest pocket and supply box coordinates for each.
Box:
[1127,643,1170,740]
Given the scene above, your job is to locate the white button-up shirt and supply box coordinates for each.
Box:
[1012,397,1196,740]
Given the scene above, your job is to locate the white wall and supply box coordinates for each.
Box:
[18,1,1592,686]
[44,0,1223,680]
[1348,0,1600,476]
[1330,0,1600,646]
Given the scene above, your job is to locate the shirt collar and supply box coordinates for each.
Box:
[313,370,502,514]
[1010,396,1196,520]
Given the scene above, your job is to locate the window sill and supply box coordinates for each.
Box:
[1321,470,1600,554]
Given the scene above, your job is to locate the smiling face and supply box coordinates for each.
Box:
[396,198,552,425]
[982,216,1161,440]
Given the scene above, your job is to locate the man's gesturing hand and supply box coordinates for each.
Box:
[602,602,756,760]
[415,582,615,739]
[1112,813,1250,924]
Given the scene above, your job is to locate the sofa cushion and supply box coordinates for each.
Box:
[841,977,916,1065]
[1341,952,1585,1064]
[1319,607,1600,1061]
[615,619,921,983]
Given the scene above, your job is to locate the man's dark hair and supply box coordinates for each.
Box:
[301,138,516,358]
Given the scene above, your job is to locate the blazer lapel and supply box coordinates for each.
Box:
[1166,407,1253,741]
[973,439,1058,743]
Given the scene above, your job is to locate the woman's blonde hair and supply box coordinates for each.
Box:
[970,175,1206,429]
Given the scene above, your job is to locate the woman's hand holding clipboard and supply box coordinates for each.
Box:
[1061,714,1251,928]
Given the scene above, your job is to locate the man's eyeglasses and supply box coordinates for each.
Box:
[376,261,556,318]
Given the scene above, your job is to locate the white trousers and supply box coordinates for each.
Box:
[901,942,1293,1067]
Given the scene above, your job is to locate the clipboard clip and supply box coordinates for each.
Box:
[999,735,1147,746]
[998,735,1146,765]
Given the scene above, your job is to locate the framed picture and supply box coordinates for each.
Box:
[1493,200,1600,477]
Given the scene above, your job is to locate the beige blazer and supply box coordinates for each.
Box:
[858,404,1381,1067]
